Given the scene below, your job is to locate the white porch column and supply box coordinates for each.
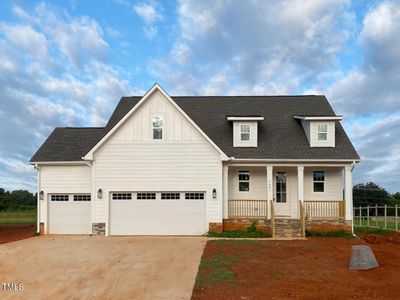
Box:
[344,165,353,221]
[223,164,229,219]
[297,166,304,219]
[266,165,273,219]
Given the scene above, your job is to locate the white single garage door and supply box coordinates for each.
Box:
[48,194,91,234]
[110,192,206,235]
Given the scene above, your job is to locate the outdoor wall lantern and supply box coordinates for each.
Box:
[39,191,44,200]
[212,188,217,199]
[97,189,103,199]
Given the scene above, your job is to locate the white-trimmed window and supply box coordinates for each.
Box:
[51,195,69,201]
[185,193,205,200]
[152,116,163,140]
[161,193,180,200]
[137,193,156,200]
[112,193,132,200]
[238,171,250,192]
[73,194,91,201]
[240,124,251,141]
[313,171,325,192]
[317,124,328,141]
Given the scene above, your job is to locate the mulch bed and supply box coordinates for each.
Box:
[192,234,400,299]
[0,224,36,244]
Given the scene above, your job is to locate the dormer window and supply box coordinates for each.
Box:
[294,115,342,148]
[240,124,251,141]
[317,124,328,141]
[227,116,263,148]
[152,116,163,140]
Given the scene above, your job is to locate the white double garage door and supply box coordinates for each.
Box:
[110,192,206,235]
[48,192,206,235]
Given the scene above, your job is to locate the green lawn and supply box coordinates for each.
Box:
[0,210,37,224]
[354,217,400,231]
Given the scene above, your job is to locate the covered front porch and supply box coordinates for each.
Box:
[222,163,353,237]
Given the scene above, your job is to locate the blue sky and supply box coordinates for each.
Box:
[0,0,399,193]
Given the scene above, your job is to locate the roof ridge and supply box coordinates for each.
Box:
[58,127,105,129]
[120,95,324,99]
[170,95,323,98]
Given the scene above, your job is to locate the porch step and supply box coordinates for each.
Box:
[274,219,303,238]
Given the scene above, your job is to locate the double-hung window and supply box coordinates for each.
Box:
[152,116,163,140]
[238,171,250,192]
[317,124,328,141]
[240,124,251,141]
[313,171,325,192]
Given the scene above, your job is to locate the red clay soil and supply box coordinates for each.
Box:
[192,234,400,300]
[0,224,36,244]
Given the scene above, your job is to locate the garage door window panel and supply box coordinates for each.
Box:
[185,193,205,200]
[51,195,69,201]
[161,193,180,200]
[73,194,91,201]
[137,193,156,200]
[112,193,132,200]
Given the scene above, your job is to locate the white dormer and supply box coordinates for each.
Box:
[227,116,264,147]
[294,115,342,148]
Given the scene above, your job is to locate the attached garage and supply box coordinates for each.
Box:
[48,194,91,234]
[109,192,207,235]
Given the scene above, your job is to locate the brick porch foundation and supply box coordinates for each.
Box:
[305,219,352,233]
[208,219,272,234]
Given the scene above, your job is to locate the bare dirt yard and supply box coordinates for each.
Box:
[192,233,400,300]
[0,224,36,244]
[0,236,206,300]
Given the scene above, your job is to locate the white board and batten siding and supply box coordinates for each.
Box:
[93,90,223,235]
[39,165,92,234]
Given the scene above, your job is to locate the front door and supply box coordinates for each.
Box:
[274,171,290,216]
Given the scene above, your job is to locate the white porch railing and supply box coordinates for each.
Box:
[228,200,268,219]
[304,201,345,219]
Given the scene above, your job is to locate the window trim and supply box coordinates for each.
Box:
[240,124,251,142]
[238,170,250,192]
[152,115,164,141]
[317,124,328,141]
[313,171,325,192]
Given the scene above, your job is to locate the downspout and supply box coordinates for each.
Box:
[35,164,40,234]
[351,160,356,236]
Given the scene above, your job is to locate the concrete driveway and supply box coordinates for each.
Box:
[0,235,207,300]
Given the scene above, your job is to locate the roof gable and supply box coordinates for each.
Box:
[82,84,229,161]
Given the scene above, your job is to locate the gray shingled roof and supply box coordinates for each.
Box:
[30,95,359,162]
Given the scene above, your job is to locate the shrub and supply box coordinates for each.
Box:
[206,229,271,238]
[306,229,354,239]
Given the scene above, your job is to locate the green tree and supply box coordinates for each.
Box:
[353,182,390,207]
[0,188,36,211]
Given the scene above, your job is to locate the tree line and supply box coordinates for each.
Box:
[0,182,398,211]
[0,188,36,211]
[353,182,400,207]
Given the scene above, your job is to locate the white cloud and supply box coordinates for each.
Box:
[1,24,48,59]
[133,1,162,38]
[153,0,354,95]
[133,1,161,24]
[0,4,140,192]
